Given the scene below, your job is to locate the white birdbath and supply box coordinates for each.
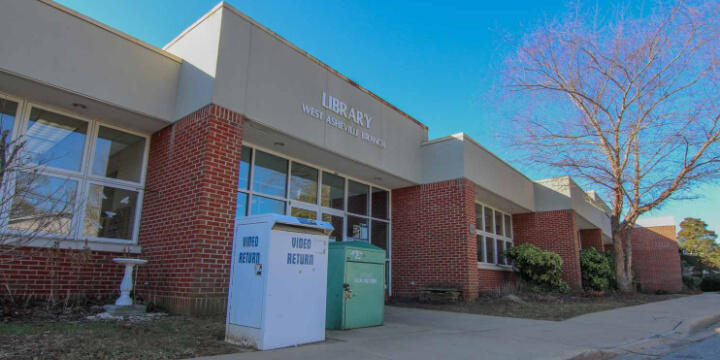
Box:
[104,258,148,316]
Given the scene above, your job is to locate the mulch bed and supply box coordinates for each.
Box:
[391,291,687,321]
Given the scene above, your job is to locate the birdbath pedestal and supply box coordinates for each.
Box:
[104,258,148,316]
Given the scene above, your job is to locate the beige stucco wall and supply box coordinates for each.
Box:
[0,0,181,122]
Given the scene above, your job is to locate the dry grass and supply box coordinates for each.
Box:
[0,315,248,360]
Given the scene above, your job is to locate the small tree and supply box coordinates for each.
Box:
[0,98,76,266]
[502,1,720,292]
[678,217,720,275]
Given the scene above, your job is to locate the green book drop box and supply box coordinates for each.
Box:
[326,241,386,330]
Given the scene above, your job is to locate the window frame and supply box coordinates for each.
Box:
[0,94,150,246]
[475,202,513,270]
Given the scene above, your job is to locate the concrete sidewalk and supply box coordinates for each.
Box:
[199,293,720,360]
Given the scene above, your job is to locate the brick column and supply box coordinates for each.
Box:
[391,178,479,301]
[137,104,243,315]
[580,229,604,251]
[630,225,682,292]
[512,210,582,290]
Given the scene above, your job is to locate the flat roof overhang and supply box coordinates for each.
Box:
[0,70,172,134]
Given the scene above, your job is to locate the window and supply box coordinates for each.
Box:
[238,146,252,190]
[0,98,17,137]
[26,108,88,172]
[0,100,148,243]
[347,180,369,215]
[83,184,138,240]
[371,188,389,220]
[8,173,78,235]
[321,173,344,210]
[252,150,287,197]
[484,206,493,233]
[289,162,318,204]
[475,202,513,266]
[92,126,145,182]
[476,235,485,262]
[235,145,391,247]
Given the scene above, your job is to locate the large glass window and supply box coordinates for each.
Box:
[237,146,391,284]
[26,108,87,172]
[348,180,369,215]
[0,101,148,243]
[321,172,344,210]
[475,202,513,266]
[83,184,138,240]
[252,150,287,197]
[92,126,146,182]
[289,162,318,204]
[8,173,77,235]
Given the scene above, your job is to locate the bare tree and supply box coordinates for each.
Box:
[502,1,720,291]
[0,98,77,265]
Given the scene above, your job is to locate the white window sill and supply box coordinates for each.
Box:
[5,237,141,254]
[477,262,514,272]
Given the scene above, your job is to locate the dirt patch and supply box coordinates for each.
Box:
[0,316,248,359]
[391,292,687,321]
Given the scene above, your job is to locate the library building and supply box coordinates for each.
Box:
[0,1,682,314]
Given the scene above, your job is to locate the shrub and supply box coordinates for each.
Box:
[700,274,720,292]
[683,275,702,290]
[603,250,618,289]
[579,248,613,291]
[505,243,570,293]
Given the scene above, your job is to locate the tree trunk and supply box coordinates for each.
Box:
[611,216,633,292]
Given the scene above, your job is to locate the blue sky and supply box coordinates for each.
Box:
[56,0,719,234]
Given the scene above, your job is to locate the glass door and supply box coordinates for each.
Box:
[321,208,344,242]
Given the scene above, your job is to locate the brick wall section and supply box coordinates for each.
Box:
[478,269,516,293]
[0,247,124,298]
[391,178,479,300]
[136,104,243,315]
[580,229,604,251]
[630,225,682,293]
[512,210,582,290]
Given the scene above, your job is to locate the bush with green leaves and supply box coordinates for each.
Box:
[579,248,613,291]
[700,274,720,292]
[683,275,701,290]
[504,243,570,293]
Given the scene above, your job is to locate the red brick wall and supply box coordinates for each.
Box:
[0,247,124,298]
[478,269,516,293]
[580,229,604,251]
[512,210,582,290]
[391,178,479,300]
[136,104,243,314]
[630,225,682,293]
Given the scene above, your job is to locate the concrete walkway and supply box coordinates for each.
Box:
[199,293,720,360]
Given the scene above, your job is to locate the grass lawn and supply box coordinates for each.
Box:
[0,315,248,359]
[391,292,687,321]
